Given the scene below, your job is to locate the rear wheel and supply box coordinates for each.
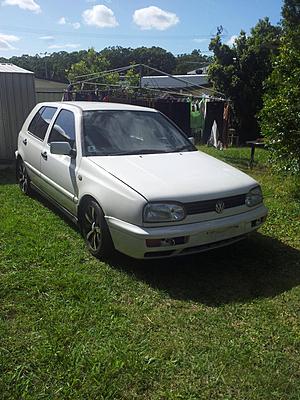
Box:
[80,199,114,259]
[16,159,31,195]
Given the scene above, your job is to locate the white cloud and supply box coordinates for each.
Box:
[58,17,80,29]
[2,0,41,13]
[58,16,67,25]
[0,33,20,50]
[48,43,80,49]
[0,33,19,42]
[227,35,238,47]
[0,40,13,50]
[39,36,54,42]
[72,22,81,29]
[193,38,208,44]
[82,4,118,28]
[133,6,179,31]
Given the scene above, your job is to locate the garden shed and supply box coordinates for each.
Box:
[0,63,36,162]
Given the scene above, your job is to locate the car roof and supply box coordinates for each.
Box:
[37,101,157,113]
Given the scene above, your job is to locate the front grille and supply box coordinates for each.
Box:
[185,194,246,215]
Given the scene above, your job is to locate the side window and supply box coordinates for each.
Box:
[48,110,76,148]
[28,106,57,140]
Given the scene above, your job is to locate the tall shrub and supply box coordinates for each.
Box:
[260,0,300,173]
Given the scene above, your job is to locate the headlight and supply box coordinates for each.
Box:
[143,203,185,223]
[245,186,263,207]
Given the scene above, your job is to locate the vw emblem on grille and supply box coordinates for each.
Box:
[215,200,225,214]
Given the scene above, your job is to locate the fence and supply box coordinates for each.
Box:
[35,91,64,103]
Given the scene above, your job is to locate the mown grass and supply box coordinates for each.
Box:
[0,147,299,400]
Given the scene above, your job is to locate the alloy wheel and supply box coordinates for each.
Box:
[18,161,29,194]
[83,204,102,251]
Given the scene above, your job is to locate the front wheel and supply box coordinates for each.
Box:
[80,199,114,259]
[16,159,31,195]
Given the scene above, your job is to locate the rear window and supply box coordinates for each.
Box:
[28,106,57,140]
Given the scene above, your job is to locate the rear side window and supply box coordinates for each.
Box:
[48,109,76,147]
[28,106,57,140]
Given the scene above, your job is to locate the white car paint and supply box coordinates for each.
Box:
[16,101,268,259]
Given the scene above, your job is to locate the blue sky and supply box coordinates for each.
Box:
[0,0,283,57]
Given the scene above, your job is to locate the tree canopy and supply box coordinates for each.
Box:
[173,49,211,74]
[0,46,210,82]
[208,19,281,142]
[260,0,300,173]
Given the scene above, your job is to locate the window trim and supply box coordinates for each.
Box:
[27,106,58,142]
[47,108,76,147]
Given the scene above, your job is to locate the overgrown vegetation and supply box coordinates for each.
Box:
[208,19,281,142]
[260,0,300,173]
[67,48,140,89]
[1,147,299,399]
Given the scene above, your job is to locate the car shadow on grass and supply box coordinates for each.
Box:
[108,233,300,306]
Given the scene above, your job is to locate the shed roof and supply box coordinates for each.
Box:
[141,74,209,89]
[0,63,34,74]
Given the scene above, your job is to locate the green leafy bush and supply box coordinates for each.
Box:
[260,0,300,173]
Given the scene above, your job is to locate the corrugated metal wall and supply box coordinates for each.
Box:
[0,72,36,161]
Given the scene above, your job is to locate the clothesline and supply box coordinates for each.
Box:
[69,63,228,101]
[64,83,226,103]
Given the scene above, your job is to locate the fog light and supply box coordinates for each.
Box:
[251,217,266,227]
[146,239,162,248]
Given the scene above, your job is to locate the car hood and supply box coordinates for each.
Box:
[88,151,258,202]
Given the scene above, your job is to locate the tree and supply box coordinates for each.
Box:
[174,49,211,74]
[260,0,300,172]
[6,51,87,82]
[67,48,110,86]
[131,46,176,74]
[124,67,140,87]
[208,18,281,142]
[100,46,133,69]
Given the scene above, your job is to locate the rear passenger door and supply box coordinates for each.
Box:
[40,109,78,214]
[23,106,57,185]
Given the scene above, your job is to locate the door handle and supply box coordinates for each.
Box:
[41,151,48,160]
[23,138,27,145]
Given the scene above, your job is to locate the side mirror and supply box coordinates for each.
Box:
[188,137,195,145]
[50,141,75,157]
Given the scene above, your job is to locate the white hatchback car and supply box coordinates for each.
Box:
[16,101,267,259]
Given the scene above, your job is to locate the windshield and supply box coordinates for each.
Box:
[82,110,196,156]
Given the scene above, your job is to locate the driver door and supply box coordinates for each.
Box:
[40,108,78,215]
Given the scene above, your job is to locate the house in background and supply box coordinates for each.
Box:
[0,63,36,163]
[141,73,209,91]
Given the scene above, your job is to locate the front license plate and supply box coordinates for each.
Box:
[212,225,241,240]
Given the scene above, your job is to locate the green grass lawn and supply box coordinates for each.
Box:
[0,147,299,400]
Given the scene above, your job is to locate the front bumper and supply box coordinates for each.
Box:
[107,205,268,259]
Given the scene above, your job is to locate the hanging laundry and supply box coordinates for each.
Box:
[208,120,223,150]
[222,103,231,148]
[202,101,224,144]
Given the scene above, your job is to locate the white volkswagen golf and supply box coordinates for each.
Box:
[16,101,267,259]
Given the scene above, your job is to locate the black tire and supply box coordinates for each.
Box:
[80,199,114,259]
[16,159,31,195]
